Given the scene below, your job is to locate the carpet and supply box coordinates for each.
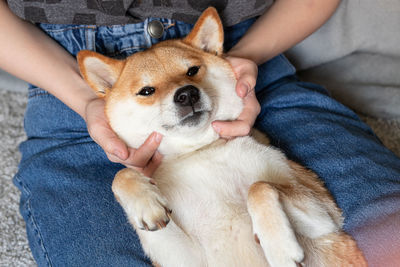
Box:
[0,90,34,266]
[0,90,399,266]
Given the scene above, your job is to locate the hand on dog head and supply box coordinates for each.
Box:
[78,7,243,157]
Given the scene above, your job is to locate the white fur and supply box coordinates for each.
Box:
[247,187,304,267]
[84,57,117,92]
[283,198,339,239]
[192,16,222,54]
[112,172,170,230]
[108,61,242,156]
[141,137,288,267]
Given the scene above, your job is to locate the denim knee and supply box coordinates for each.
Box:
[254,77,400,234]
[14,140,152,267]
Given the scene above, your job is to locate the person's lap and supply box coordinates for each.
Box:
[253,73,400,264]
[254,71,400,229]
[14,18,400,266]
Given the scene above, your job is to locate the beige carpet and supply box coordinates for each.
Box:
[0,90,399,266]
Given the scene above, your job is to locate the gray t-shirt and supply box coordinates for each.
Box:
[7,0,273,26]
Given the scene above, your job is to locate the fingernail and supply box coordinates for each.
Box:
[238,83,249,98]
[113,150,124,160]
[153,132,163,143]
[212,123,221,133]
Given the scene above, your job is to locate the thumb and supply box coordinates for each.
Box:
[212,120,251,138]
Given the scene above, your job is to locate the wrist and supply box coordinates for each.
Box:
[227,43,274,66]
[82,96,104,123]
[79,87,99,123]
[54,69,98,121]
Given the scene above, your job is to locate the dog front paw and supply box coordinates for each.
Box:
[112,168,172,231]
[133,184,172,231]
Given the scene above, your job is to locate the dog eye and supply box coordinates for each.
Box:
[186,66,200,77]
[137,86,156,96]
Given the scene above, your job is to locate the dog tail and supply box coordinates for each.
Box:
[299,231,367,266]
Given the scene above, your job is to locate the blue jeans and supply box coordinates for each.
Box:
[14,18,400,266]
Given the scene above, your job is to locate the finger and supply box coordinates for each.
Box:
[89,120,129,160]
[236,75,256,98]
[124,132,163,168]
[106,150,140,167]
[213,90,260,137]
[140,151,164,177]
[105,152,122,163]
[238,91,261,123]
[106,137,163,170]
[236,81,250,98]
[212,120,251,138]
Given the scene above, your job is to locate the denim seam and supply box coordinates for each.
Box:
[85,28,91,51]
[28,92,50,98]
[41,22,173,33]
[85,29,89,50]
[14,174,53,267]
[43,25,97,33]
[28,88,50,98]
[107,45,148,57]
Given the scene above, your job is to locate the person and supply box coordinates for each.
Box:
[0,0,399,266]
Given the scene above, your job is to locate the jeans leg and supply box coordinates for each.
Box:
[14,141,152,267]
[254,76,400,265]
[14,94,151,267]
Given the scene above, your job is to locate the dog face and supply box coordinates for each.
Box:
[78,8,243,156]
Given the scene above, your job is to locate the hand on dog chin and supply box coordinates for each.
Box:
[85,98,163,177]
[212,56,260,139]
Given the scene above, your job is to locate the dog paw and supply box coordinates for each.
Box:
[112,169,172,231]
[132,184,172,231]
[254,222,304,267]
[289,246,305,267]
[260,232,304,267]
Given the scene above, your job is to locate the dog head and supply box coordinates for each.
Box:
[77,7,243,156]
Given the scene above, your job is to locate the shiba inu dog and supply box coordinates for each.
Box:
[77,7,366,267]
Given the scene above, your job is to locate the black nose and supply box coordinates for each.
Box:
[174,85,200,106]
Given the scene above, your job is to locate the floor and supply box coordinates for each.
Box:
[0,69,28,92]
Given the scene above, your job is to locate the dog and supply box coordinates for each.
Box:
[77,7,366,267]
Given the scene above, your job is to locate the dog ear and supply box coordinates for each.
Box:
[183,7,224,55]
[77,50,125,97]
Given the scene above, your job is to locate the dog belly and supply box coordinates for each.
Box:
[139,197,269,267]
[138,137,291,266]
[197,215,269,267]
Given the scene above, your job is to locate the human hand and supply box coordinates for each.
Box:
[212,56,261,139]
[84,98,163,177]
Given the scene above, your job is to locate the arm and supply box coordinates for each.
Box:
[0,1,94,117]
[0,1,161,175]
[214,0,341,137]
[228,0,341,64]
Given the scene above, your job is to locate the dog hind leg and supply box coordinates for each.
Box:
[247,181,304,267]
[249,179,366,266]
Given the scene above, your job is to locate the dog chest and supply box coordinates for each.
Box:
[155,136,293,199]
